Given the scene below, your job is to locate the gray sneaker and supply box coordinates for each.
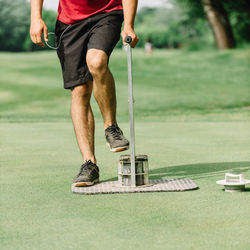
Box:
[73,160,99,187]
[105,124,129,152]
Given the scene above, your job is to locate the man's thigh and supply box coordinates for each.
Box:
[55,11,123,89]
[87,13,123,57]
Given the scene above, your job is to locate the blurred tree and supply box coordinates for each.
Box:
[223,0,250,44]
[130,3,212,50]
[0,0,30,51]
[201,0,235,49]
[176,0,250,48]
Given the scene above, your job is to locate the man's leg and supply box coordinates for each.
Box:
[71,82,96,164]
[86,49,117,130]
[86,48,129,152]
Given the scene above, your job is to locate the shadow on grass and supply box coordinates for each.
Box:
[103,161,250,182]
[149,161,250,180]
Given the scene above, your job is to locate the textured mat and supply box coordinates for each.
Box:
[72,178,198,195]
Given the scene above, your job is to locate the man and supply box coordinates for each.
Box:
[30,0,138,187]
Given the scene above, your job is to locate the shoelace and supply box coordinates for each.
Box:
[107,125,123,140]
[77,160,96,177]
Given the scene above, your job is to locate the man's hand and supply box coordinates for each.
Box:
[121,26,138,48]
[30,18,48,48]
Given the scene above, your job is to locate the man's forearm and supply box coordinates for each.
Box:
[30,0,44,20]
[30,0,47,47]
[122,0,138,28]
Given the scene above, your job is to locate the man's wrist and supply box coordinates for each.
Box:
[124,23,134,29]
[31,17,43,24]
[31,12,42,20]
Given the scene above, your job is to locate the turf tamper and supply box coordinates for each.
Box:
[71,36,198,194]
[117,36,149,187]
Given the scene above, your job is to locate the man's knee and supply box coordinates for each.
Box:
[71,83,92,101]
[86,49,108,77]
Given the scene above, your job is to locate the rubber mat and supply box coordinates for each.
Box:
[72,178,198,195]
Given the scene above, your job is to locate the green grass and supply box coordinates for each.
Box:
[0,49,250,122]
[1,49,250,249]
[1,122,250,250]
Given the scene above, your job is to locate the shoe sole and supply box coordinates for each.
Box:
[106,142,129,152]
[73,178,99,187]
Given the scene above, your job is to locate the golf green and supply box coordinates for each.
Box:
[1,121,250,250]
[1,48,250,249]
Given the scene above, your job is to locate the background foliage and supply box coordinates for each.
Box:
[0,0,30,51]
[0,0,249,51]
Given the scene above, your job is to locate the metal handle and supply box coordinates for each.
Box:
[126,35,136,187]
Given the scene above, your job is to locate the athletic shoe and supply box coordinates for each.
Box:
[73,160,99,187]
[105,124,129,152]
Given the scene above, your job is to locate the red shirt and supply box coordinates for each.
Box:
[57,0,123,24]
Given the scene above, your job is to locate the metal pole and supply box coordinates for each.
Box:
[125,36,136,187]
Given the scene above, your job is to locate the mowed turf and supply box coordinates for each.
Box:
[0,49,250,249]
[0,49,250,122]
[1,122,250,250]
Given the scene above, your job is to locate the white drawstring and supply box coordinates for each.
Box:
[45,25,71,50]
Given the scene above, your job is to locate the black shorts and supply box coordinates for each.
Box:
[55,10,124,89]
